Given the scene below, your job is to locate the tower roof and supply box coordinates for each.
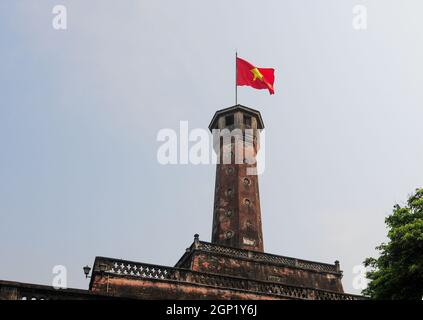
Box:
[208,104,265,131]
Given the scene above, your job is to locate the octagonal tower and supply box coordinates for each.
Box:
[209,104,265,252]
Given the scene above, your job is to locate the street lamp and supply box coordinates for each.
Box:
[83,265,92,279]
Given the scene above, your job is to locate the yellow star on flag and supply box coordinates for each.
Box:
[250,67,264,82]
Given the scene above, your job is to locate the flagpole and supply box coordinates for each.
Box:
[235,51,238,105]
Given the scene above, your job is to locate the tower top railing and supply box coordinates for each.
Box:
[176,239,341,275]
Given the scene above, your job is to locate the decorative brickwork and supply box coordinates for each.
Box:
[174,240,344,292]
[88,256,362,300]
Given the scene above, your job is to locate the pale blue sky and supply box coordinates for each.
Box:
[1,0,423,295]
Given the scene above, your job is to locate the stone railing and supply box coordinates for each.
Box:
[177,239,340,274]
[93,257,363,300]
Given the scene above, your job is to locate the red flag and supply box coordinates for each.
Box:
[236,57,275,95]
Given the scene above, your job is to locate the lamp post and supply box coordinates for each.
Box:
[83,265,92,279]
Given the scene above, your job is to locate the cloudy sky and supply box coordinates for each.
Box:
[1,0,423,295]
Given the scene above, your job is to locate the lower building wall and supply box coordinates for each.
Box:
[190,253,344,292]
[90,275,285,300]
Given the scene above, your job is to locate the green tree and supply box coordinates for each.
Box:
[363,188,423,299]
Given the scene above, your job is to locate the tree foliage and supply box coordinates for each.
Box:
[363,188,423,299]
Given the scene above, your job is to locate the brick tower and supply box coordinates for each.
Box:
[209,105,265,252]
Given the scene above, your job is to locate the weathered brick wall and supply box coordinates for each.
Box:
[87,256,362,300]
[91,275,283,300]
[190,252,344,292]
